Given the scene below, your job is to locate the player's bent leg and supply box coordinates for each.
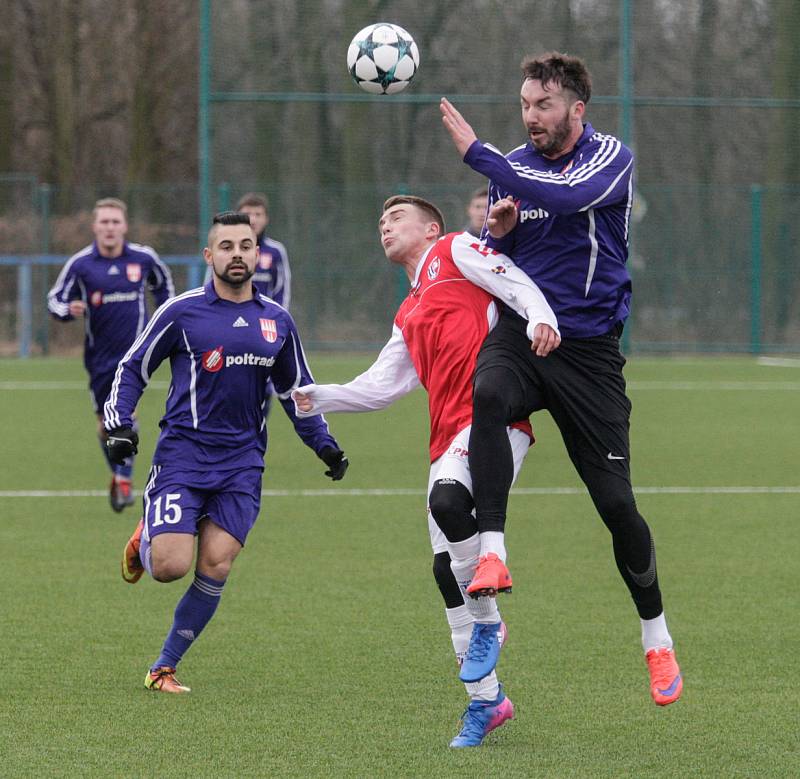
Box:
[147,519,239,688]
[468,367,521,535]
[582,464,682,704]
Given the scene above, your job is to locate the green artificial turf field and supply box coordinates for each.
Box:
[1,355,797,777]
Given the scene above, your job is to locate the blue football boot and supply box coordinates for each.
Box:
[459,621,507,683]
[449,685,515,748]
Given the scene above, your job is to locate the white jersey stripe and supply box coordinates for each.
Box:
[580,157,634,212]
[585,210,598,297]
[181,328,199,429]
[46,245,93,316]
[103,288,204,429]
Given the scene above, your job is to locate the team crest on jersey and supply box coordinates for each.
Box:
[90,290,103,307]
[426,257,440,281]
[202,346,225,372]
[259,253,273,270]
[260,318,277,342]
[491,264,508,275]
[126,263,142,282]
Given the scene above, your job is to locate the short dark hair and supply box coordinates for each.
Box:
[236,192,269,211]
[382,195,446,234]
[521,52,592,104]
[469,186,488,201]
[213,211,252,227]
[207,211,255,244]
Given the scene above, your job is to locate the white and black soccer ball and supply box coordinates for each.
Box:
[347,23,419,95]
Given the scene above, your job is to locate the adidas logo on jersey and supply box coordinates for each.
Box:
[108,265,120,274]
[233,316,249,327]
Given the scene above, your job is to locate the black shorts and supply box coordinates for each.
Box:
[475,307,632,482]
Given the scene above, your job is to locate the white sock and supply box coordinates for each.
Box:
[479,531,507,562]
[445,605,473,668]
[445,605,500,701]
[448,534,501,624]
[641,612,673,652]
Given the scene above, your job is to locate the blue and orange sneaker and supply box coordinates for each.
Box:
[449,685,514,748]
[459,621,508,683]
[646,647,683,706]
[466,553,512,598]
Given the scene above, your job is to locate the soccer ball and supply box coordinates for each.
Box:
[347,23,420,95]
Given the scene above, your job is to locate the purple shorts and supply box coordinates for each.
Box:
[89,371,115,414]
[141,465,263,546]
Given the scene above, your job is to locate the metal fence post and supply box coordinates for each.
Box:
[217,181,230,211]
[38,183,52,354]
[750,184,763,354]
[17,262,32,358]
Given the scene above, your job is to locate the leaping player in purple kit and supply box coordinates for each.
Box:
[48,198,174,513]
[103,211,348,693]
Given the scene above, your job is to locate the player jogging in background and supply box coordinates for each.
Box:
[293,196,559,747]
[440,51,683,706]
[47,198,174,513]
[104,211,348,694]
[204,192,292,420]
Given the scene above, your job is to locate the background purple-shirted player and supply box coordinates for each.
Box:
[103,211,347,694]
[47,197,174,513]
[204,192,292,421]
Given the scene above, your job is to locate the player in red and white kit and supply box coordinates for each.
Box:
[293,196,559,747]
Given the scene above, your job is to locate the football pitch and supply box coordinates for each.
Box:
[1,355,797,778]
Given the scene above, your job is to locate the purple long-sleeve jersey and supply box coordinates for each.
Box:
[47,242,174,376]
[464,123,634,338]
[103,281,338,470]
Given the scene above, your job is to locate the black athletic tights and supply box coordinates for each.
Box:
[468,367,663,620]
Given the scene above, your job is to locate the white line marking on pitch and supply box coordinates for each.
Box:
[757,357,800,368]
[1,486,799,498]
[3,379,798,391]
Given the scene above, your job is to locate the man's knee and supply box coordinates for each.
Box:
[150,536,194,582]
[429,479,476,542]
[472,368,520,423]
[151,556,191,583]
[592,487,640,530]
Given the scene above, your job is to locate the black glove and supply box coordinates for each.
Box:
[319,447,349,481]
[106,426,139,465]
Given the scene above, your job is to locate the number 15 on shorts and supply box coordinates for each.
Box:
[151,493,183,527]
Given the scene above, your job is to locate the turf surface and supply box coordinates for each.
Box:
[1,355,797,777]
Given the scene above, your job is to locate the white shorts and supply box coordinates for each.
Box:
[426,424,530,554]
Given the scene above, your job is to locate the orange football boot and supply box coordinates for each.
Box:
[646,648,683,706]
[144,666,191,693]
[121,518,145,584]
[466,553,513,598]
